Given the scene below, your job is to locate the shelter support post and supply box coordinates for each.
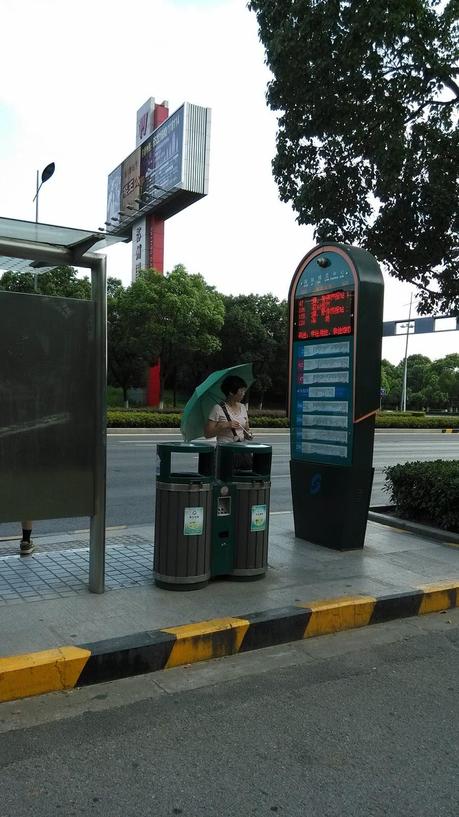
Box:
[89,256,107,593]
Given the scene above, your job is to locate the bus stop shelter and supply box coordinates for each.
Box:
[0,217,122,593]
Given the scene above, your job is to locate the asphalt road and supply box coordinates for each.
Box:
[0,431,457,538]
[1,610,458,817]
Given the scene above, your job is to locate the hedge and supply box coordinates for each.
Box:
[376,413,459,429]
[107,411,289,428]
[383,459,459,533]
[107,411,181,428]
[107,409,459,429]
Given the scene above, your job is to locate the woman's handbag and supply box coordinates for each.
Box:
[220,402,253,469]
[219,402,253,441]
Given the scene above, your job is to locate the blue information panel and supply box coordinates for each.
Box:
[290,252,356,466]
[292,336,354,465]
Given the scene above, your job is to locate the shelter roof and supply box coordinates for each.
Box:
[0,217,124,274]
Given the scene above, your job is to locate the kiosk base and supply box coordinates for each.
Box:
[290,461,374,550]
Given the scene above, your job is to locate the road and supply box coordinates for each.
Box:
[1,610,458,817]
[0,431,457,538]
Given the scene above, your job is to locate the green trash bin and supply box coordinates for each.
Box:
[153,442,215,590]
[212,443,272,581]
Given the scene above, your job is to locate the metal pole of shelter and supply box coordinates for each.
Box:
[89,254,107,593]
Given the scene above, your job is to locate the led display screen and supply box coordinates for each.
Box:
[294,290,354,341]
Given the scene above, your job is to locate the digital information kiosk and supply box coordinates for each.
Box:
[288,244,384,550]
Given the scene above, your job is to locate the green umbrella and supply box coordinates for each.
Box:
[180,363,254,442]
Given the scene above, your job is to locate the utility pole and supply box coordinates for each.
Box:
[401,293,413,412]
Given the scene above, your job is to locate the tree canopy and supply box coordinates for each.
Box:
[0,265,92,299]
[249,0,459,314]
[381,352,459,410]
[209,294,288,408]
[108,266,225,404]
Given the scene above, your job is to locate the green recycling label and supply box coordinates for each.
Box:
[250,504,267,532]
[183,507,204,536]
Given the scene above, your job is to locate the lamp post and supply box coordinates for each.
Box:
[33,162,55,223]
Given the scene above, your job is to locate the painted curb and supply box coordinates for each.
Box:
[368,508,459,545]
[442,428,459,433]
[1,582,458,703]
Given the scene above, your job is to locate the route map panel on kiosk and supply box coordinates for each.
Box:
[288,244,384,550]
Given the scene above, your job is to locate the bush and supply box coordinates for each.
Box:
[107,410,290,429]
[107,386,124,407]
[376,413,459,428]
[250,416,289,428]
[383,459,459,532]
[106,409,459,430]
[107,411,181,428]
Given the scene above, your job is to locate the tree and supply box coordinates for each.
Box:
[0,265,93,299]
[432,353,459,409]
[107,280,158,406]
[249,1,459,313]
[146,265,225,404]
[380,358,400,408]
[209,294,288,408]
[108,266,225,406]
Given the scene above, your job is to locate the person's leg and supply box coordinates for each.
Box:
[20,521,34,555]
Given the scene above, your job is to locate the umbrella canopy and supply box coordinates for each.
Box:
[180,363,254,442]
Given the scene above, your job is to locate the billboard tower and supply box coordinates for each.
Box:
[106,96,211,404]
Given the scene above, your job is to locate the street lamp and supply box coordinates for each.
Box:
[32,162,55,291]
[33,162,55,223]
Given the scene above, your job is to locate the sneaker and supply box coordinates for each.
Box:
[20,539,35,555]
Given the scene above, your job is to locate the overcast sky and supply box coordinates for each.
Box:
[0,0,456,364]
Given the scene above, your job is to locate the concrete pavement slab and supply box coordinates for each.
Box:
[0,511,458,702]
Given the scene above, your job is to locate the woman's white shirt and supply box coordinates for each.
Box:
[208,402,248,442]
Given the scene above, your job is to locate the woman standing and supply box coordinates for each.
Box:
[205,375,253,471]
[204,375,252,443]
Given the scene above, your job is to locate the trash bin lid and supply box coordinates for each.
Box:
[156,442,215,454]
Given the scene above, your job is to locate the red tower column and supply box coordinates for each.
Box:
[147,101,169,407]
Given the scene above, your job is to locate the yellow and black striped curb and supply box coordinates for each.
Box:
[441,428,459,433]
[1,581,458,703]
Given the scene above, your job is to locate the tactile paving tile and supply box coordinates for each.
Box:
[0,537,154,604]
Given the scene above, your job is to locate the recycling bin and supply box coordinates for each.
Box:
[213,443,272,580]
[154,442,215,590]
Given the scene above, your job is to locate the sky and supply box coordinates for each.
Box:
[0,0,456,365]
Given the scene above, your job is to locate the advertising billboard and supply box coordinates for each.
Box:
[106,102,210,236]
[140,105,184,198]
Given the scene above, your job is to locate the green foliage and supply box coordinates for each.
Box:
[249,0,459,313]
[137,266,225,400]
[107,410,181,428]
[0,265,92,299]
[376,413,459,428]
[107,265,225,405]
[107,386,125,407]
[250,416,289,428]
[380,354,459,410]
[383,459,459,531]
[106,410,459,428]
[208,293,288,408]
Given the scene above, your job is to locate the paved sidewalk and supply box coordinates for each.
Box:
[1,512,457,657]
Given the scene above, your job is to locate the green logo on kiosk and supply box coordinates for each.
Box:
[183,507,204,536]
[250,504,267,532]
